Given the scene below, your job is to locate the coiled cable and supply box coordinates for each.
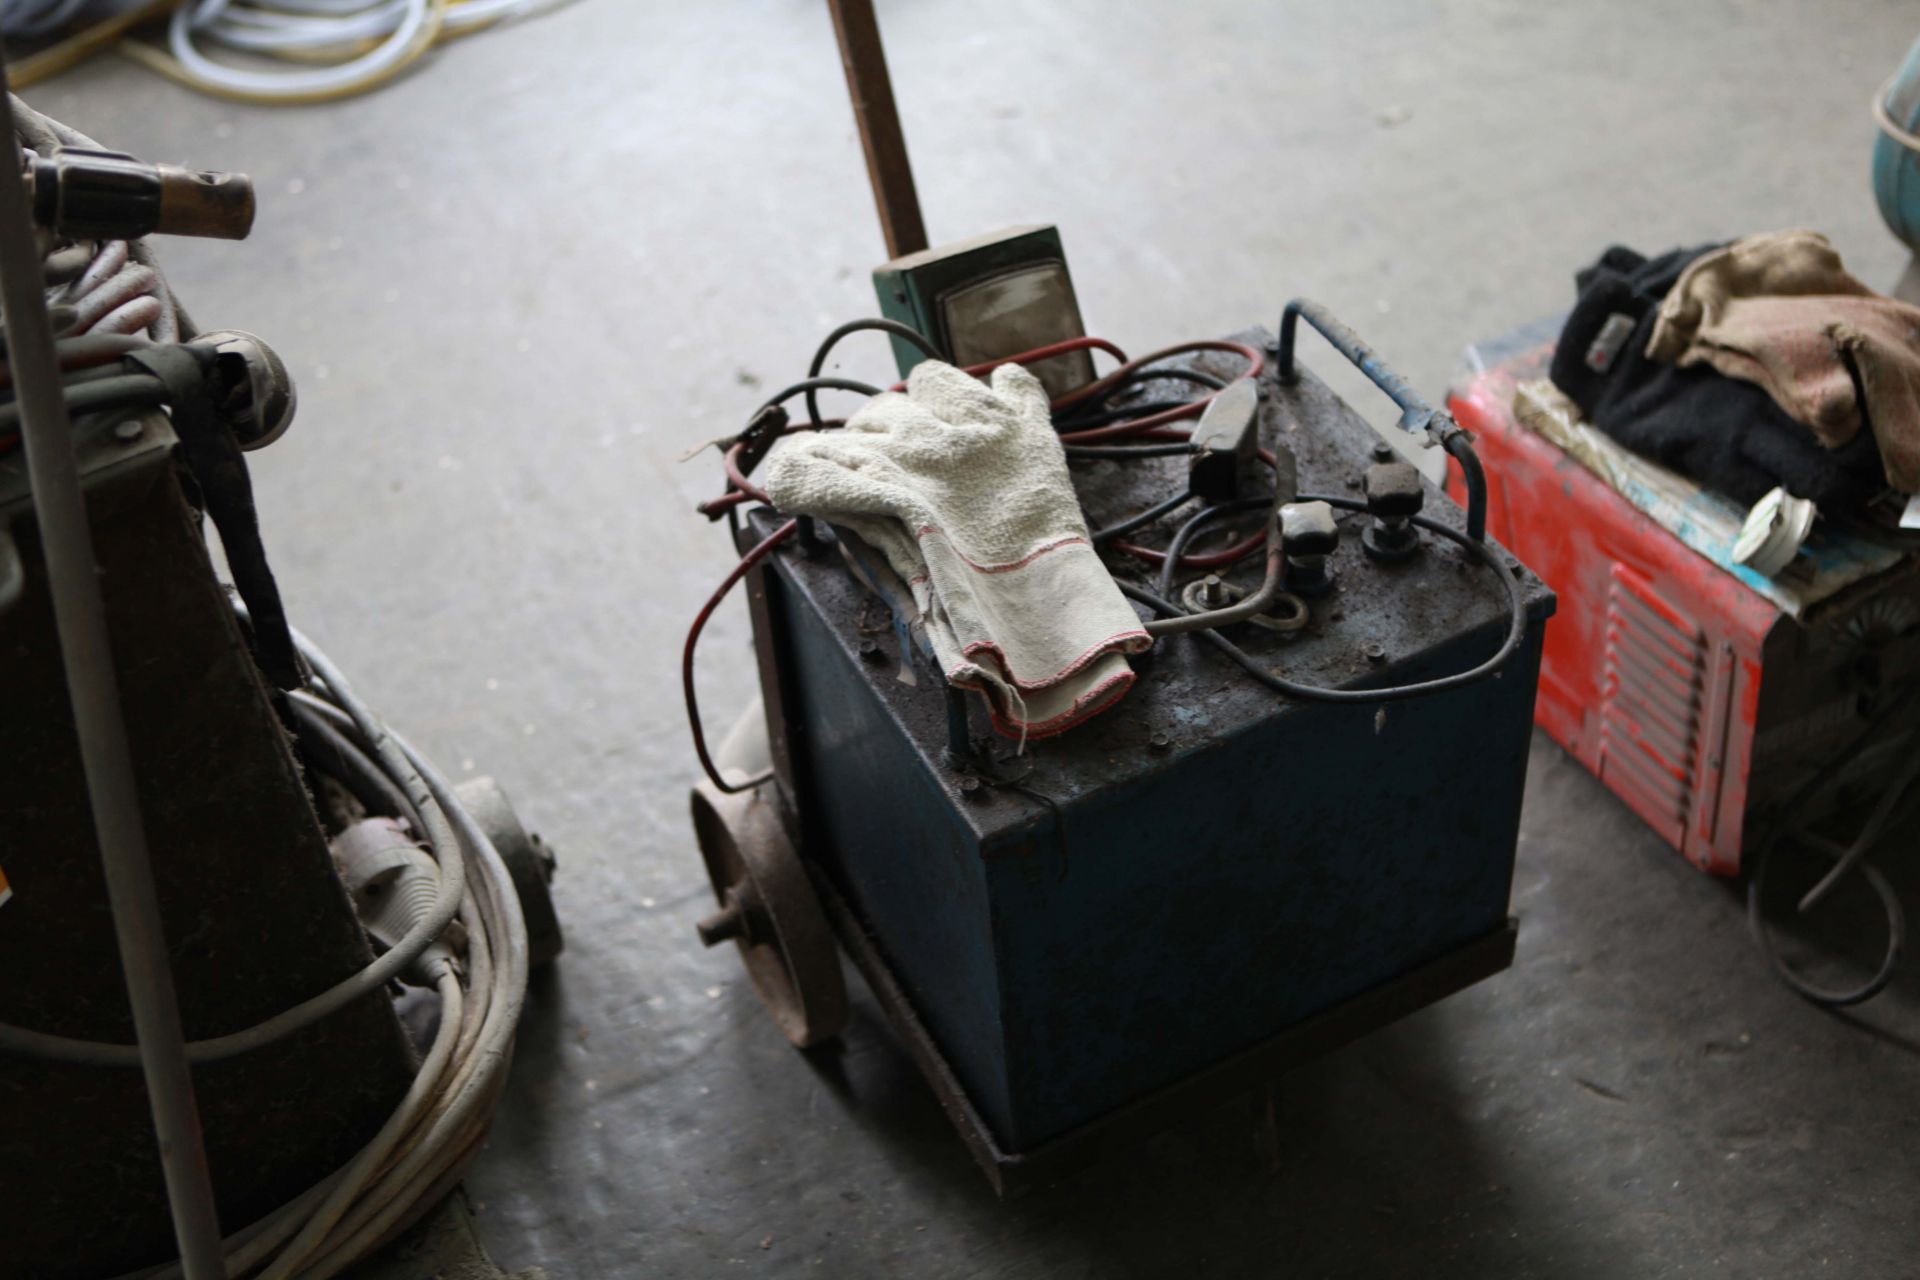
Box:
[0,614,533,1280]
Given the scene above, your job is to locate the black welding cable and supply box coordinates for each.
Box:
[1444,432,1488,544]
[1053,370,1222,432]
[1089,491,1195,545]
[1065,440,1201,460]
[1056,401,1194,432]
[804,317,942,429]
[0,371,168,434]
[1158,497,1271,599]
[1122,495,1529,704]
[1745,685,1920,1007]
[1100,365,1227,397]
[757,375,882,417]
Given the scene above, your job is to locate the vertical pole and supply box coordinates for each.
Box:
[825,0,928,259]
[0,67,227,1280]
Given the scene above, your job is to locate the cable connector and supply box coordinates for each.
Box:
[29,147,254,241]
[331,817,462,985]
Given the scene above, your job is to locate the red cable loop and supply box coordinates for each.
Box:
[684,519,798,794]
[1109,439,1282,571]
[883,335,1131,392]
[1057,340,1266,443]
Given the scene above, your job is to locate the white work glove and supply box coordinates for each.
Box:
[765,360,1150,739]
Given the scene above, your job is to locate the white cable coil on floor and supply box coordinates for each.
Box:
[112,0,572,103]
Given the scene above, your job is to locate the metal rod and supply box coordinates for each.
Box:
[1276,298,1488,542]
[0,66,227,1280]
[1276,298,1431,421]
[826,0,928,259]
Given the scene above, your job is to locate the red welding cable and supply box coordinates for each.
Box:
[1107,442,1283,570]
[697,490,752,519]
[711,418,852,515]
[685,519,798,795]
[723,442,773,505]
[1057,340,1265,443]
[887,336,1132,394]
[1113,527,1265,569]
[963,334,1130,377]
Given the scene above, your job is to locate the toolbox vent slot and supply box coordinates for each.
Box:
[1598,565,1706,844]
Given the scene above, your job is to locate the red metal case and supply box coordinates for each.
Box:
[1445,324,1920,877]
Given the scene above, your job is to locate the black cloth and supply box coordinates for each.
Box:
[1549,244,1885,510]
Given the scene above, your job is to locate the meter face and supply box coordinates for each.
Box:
[941,262,1093,399]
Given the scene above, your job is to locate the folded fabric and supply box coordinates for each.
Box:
[765,360,1149,740]
[1550,243,1884,510]
[1647,229,1920,492]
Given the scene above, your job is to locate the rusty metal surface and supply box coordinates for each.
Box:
[691,767,849,1049]
[752,329,1553,849]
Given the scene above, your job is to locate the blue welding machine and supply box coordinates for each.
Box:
[689,300,1554,1194]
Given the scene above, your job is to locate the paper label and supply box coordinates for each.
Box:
[1585,313,1636,373]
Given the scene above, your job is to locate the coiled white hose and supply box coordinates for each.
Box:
[109,621,532,1280]
[114,0,574,104]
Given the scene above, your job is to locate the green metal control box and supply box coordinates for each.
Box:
[872,224,1094,399]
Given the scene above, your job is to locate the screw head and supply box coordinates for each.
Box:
[857,638,885,664]
[958,775,986,801]
[1148,731,1172,754]
[1363,642,1388,664]
[1371,442,1395,463]
[113,419,144,443]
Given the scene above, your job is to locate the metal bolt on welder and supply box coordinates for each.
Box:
[1362,460,1425,561]
[1281,499,1340,594]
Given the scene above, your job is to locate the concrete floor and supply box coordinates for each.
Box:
[40,0,1920,1275]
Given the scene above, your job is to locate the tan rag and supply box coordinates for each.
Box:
[1646,229,1920,493]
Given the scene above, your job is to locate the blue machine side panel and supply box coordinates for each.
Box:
[746,338,1556,1157]
[986,621,1543,1149]
[770,568,1016,1139]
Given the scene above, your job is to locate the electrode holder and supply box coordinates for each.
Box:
[30,147,255,242]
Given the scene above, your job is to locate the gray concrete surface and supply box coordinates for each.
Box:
[35,0,1920,1275]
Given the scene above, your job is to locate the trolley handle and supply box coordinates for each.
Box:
[1276,299,1487,543]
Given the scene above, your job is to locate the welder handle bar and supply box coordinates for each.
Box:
[1275,298,1487,543]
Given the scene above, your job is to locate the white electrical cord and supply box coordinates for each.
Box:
[107,0,579,104]
[100,619,532,1280]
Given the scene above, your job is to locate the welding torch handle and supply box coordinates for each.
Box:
[1275,298,1487,543]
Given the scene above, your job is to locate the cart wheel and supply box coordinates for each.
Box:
[454,775,564,968]
[691,780,848,1048]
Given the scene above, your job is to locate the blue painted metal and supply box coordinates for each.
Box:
[1281,299,1447,438]
[1873,34,1920,252]
[752,330,1554,1152]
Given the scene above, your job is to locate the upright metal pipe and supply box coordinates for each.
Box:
[0,68,227,1280]
[826,0,928,259]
